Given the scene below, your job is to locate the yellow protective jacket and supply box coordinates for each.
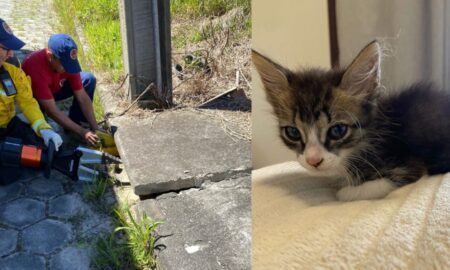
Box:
[0,62,50,135]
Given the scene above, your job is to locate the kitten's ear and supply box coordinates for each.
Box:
[252,50,295,113]
[340,41,381,97]
[252,50,291,92]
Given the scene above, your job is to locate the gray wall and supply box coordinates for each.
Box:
[337,0,450,92]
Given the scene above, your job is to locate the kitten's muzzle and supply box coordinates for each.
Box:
[306,157,324,168]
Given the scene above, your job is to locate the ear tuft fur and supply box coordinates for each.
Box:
[252,50,291,90]
[339,40,381,98]
[252,50,296,117]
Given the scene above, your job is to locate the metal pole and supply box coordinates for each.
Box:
[119,0,172,108]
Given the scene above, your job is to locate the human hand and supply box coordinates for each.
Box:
[40,129,63,151]
[82,129,99,147]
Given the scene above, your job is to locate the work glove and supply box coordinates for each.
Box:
[40,129,63,151]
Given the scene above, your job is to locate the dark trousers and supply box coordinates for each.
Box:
[54,71,96,125]
[0,117,44,185]
[0,116,43,146]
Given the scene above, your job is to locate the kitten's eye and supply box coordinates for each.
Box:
[284,126,302,141]
[328,124,348,140]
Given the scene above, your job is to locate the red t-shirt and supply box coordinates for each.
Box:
[22,48,83,100]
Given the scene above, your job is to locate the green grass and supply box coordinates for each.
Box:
[93,203,163,270]
[171,0,251,50]
[171,0,250,18]
[93,93,104,122]
[69,0,122,79]
[84,21,123,81]
[70,0,123,80]
[81,177,162,270]
[115,204,162,269]
[83,177,113,203]
[72,0,119,22]
[172,25,203,49]
[94,233,131,269]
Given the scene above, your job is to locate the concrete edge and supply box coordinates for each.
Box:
[133,167,252,196]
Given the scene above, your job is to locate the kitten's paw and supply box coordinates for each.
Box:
[336,186,357,201]
[336,178,397,201]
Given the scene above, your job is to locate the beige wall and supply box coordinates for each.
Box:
[252,0,331,168]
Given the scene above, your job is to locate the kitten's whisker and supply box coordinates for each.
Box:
[347,154,384,180]
[339,162,353,187]
[355,143,385,165]
[343,159,364,186]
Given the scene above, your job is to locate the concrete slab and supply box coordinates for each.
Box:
[112,111,251,195]
[138,175,251,270]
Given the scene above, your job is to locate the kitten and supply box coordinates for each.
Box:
[252,41,450,201]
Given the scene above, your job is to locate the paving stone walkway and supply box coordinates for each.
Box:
[0,0,57,50]
[0,170,115,269]
[0,1,114,269]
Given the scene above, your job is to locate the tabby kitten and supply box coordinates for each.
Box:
[253,41,450,201]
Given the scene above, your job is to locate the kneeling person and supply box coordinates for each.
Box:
[22,34,99,146]
[0,18,62,184]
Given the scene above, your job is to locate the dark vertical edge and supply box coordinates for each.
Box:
[151,0,162,101]
[161,0,173,106]
[327,0,339,68]
[152,0,173,107]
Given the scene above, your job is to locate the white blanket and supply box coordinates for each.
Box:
[252,162,450,269]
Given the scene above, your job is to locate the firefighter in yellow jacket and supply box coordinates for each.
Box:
[0,18,62,184]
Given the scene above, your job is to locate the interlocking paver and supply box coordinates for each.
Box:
[27,177,65,198]
[79,208,113,238]
[0,198,45,229]
[50,246,91,270]
[0,181,23,203]
[49,193,88,219]
[22,219,73,254]
[5,0,58,50]
[0,252,46,270]
[0,228,18,256]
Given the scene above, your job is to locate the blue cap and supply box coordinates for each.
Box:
[0,18,25,50]
[48,34,81,73]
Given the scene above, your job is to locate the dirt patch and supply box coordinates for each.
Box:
[171,7,251,108]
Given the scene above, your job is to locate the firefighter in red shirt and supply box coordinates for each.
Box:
[22,34,99,146]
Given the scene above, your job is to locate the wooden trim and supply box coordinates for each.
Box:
[327,0,339,68]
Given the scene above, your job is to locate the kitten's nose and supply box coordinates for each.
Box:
[306,157,324,168]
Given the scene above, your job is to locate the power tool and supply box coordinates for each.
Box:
[0,137,121,182]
